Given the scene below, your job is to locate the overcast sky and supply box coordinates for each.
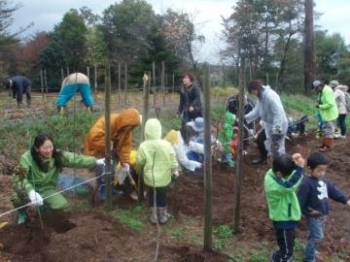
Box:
[10,0,350,63]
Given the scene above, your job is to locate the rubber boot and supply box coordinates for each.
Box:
[158,206,171,224]
[319,137,333,152]
[149,207,158,224]
[85,106,93,113]
[17,209,28,225]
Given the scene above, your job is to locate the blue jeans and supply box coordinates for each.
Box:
[337,114,347,136]
[304,216,326,262]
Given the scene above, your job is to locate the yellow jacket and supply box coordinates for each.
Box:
[83,108,141,164]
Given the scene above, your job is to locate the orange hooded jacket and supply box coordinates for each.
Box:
[83,108,141,163]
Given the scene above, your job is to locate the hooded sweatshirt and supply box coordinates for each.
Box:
[264,166,303,229]
[334,85,348,114]
[318,85,338,121]
[137,119,178,187]
[83,108,141,163]
[219,111,236,153]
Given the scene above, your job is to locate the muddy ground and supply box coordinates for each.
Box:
[0,93,350,261]
[1,133,349,261]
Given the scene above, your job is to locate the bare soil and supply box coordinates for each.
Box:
[0,93,350,261]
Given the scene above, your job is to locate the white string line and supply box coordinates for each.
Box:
[0,170,108,219]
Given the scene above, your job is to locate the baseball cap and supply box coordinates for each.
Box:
[329,80,339,87]
[312,80,322,89]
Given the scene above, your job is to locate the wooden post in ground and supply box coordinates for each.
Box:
[234,55,245,233]
[94,64,98,93]
[203,64,213,251]
[104,64,112,211]
[124,63,128,105]
[138,71,150,203]
[40,70,44,99]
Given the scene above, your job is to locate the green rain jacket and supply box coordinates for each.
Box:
[264,166,303,224]
[318,85,338,121]
[137,119,178,187]
[12,151,97,194]
[219,111,236,153]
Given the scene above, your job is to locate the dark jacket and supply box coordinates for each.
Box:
[298,175,348,217]
[11,76,31,102]
[177,82,202,121]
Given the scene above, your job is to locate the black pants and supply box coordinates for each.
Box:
[271,228,295,261]
[256,129,268,159]
[182,111,202,125]
[338,114,347,136]
[148,185,168,208]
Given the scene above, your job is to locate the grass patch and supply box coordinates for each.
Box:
[108,205,146,232]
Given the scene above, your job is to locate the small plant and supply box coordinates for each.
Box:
[213,224,234,238]
[108,206,145,232]
[169,228,184,241]
[213,238,225,251]
[249,254,267,262]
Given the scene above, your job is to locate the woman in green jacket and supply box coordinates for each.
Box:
[11,133,103,224]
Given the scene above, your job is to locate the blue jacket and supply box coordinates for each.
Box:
[11,76,31,102]
[297,175,348,217]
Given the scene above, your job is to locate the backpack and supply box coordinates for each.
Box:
[344,91,350,113]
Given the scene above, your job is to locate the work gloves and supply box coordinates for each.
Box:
[122,163,130,173]
[28,190,44,206]
[96,158,105,165]
[96,158,116,166]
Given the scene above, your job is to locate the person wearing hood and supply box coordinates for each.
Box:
[313,80,338,151]
[218,111,236,167]
[245,79,288,162]
[136,118,178,224]
[83,108,141,200]
[330,80,348,139]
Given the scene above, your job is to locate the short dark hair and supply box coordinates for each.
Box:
[307,152,328,170]
[272,154,297,178]
[247,79,263,93]
[180,124,198,145]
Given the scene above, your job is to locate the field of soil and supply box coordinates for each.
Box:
[0,92,350,261]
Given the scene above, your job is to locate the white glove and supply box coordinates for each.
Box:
[28,190,44,206]
[173,170,179,177]
[96,158,105,165]
[122,163,130,173]
[248,129,255,136]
